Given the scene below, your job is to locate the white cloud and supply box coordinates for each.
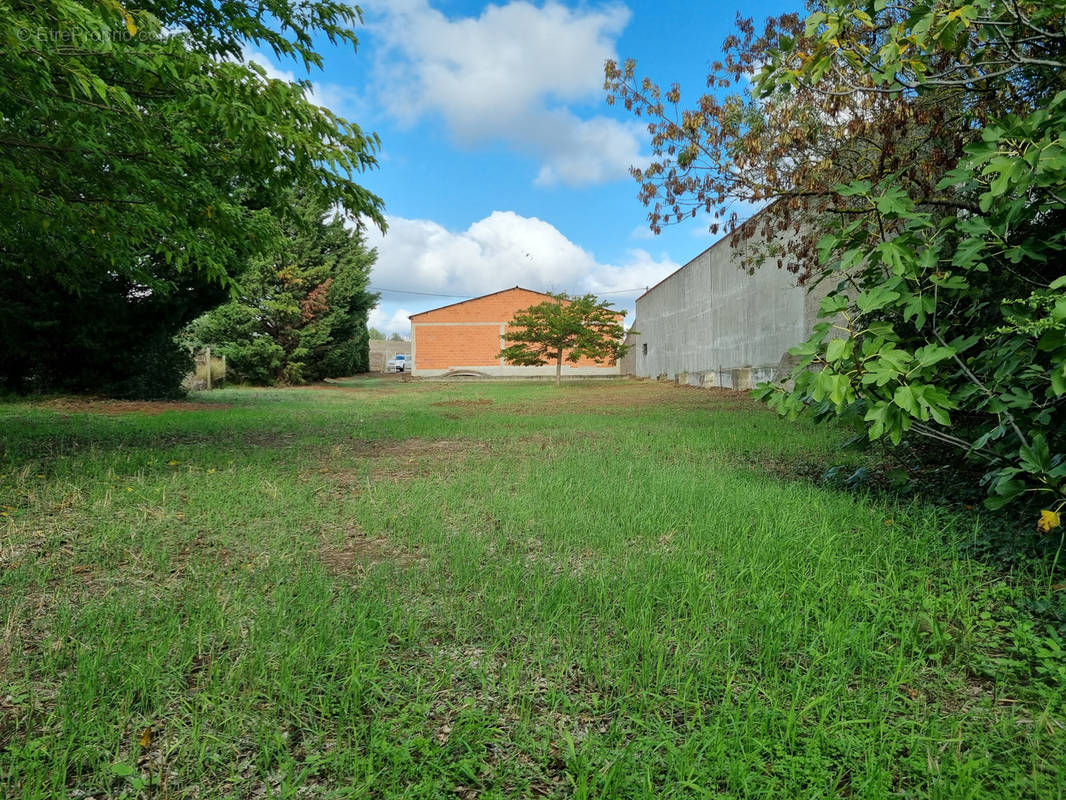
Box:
[583,248,680,296]
[366,0,645,186]
[363,210,679,306]
[368,306,415,337]
[629,223,655,241]
[529,112,648,187]
[370,0,627,127]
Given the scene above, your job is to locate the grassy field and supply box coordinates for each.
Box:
[1,379,1064,799]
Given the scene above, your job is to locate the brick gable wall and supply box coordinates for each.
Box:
[411,288,620,372]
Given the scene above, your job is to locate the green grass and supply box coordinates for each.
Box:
[1,381,1063,799]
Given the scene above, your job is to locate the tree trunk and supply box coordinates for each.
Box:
[555,351,562,386]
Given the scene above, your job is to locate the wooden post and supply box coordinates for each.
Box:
[221,354,226,386]
[205,347,212,390]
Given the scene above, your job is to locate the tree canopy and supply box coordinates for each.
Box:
[605,1,1063,278]
[1,0,385,396]
[499,294,629,385]
[3,0,385,292]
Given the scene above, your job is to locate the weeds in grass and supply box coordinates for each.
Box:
[0,382,1063,798]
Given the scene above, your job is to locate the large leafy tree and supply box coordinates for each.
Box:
[605,8,988,282]
[0,265,226,399]
[2,0,384,289]
[0,0,384,396]
[757,0,1066,517]
[607,1,1066,515]
[188,189,378,385]
[498,294,629,386]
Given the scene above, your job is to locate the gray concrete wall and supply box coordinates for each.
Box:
[618,331,639,376]
[629,229,826,388]
[369,339,410,373]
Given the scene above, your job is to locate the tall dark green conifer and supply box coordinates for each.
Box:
[188,190,378,384]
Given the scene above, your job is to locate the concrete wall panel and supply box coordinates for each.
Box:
[629,229,822,386]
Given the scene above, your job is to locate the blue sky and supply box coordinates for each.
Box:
[249,0,798,335]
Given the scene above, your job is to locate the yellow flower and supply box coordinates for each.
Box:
[167,460,179,466]
[1038,509,1062,535]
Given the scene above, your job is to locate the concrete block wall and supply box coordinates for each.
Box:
[411,287,621,377]
[618,331,638,376]
[626,222,831,387]
[415,323,504,370]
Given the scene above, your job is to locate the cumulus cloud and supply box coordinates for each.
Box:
[368,306,415,337]
[366,0,646,186]
[528,111,648,187]
[364,210,679,301]
[629,223,655,241]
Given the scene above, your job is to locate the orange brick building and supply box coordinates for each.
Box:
[410,287,622,378]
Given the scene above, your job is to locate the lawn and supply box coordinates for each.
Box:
[1,380,1063,799]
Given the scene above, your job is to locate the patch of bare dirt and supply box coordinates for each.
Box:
[39,398,232,416]
[321,438,496,492]
[369,439,495,482]
[429,398,494,408]
[319,523,424,576]
[174,532,233,569]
